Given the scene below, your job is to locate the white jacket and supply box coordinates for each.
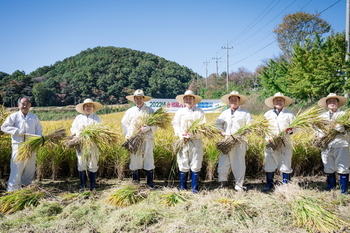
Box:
[1,111,42,144]
[70,113,102,136]
[172,106,206,138]
[319,110,349,148]
[121,105,156,139]
[215,107,253,135]
[264,108,295,140]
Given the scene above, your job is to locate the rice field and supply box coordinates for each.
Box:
[0,109,350,232]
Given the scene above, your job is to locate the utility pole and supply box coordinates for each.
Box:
[203,60,210,88]
[212,53,221,78]
[346,0,350,61]
[222,42,233,91]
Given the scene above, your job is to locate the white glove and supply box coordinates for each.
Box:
[334,123,345,133]
[180,133,192,140]
[125,135,131,139]
[16,128,25,136]
[140,125,151,133]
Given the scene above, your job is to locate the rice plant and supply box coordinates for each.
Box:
[0,188,45,214]
[0,105,10,136]
[158,192,186,207]
[203,139,220,181]
[15,127,67,162]
[105,185,146,207]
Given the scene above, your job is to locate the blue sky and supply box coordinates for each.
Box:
[0,0,345,78]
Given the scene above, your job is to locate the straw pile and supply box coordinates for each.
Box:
[173,118,219,155]
[216,114,271,154]
[15,128,67,162]
[312,109,350,149]
[267,106,325,150]
[122,107,171,154]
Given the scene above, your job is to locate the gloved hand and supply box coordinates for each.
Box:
[220,131,229,137]
[334,123,344,132]
[181,133,192,140]
[140,125,151,133]
[285,128,293,135]
[125,135,131,140]
[16,128,25,136]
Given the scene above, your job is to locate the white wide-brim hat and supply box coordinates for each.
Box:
[221,91,248,105]
[175,90,202,105]
[265,92,293,108]
[126,89,152,102]
[317,93,347,108]
[76,98,103,114]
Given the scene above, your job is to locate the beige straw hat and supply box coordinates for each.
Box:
[76,98,103,114]
[175,90,202,105]
[126,89,152,102]
[221,91,248,105]
[317,93,347,108]
[265,92,292,108]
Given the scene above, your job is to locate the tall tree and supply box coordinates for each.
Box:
[274,12,331,59]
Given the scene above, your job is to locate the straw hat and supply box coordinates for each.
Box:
[265,92,292,108]
[317,93,347,108]
[221,91,248,105]
[126,89,152,102]
[175,90,202,105]
[76,98,103,114]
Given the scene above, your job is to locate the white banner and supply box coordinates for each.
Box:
[144,99,227,113]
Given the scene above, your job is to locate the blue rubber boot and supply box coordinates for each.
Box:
[132,170,140,183]
[179,171,188,190]
[146,170,154,188]
[282,173,291,184]
[340,174,349,194]
[262,172,274,192]
[191,171,200,194]
[326,173,336,190]
[89,172,97,191]
[79,171,87,191]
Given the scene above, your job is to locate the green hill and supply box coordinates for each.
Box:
[0,46,200,106]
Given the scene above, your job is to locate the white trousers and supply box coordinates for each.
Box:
[322,147,350,174]
[7,144,36,191]
[76,144,99,172]
[264,143,293,174]
[129,138,155,171]
[177,139,203,173]
[218,142,247,190]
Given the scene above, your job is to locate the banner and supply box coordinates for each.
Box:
[144,99,227,113]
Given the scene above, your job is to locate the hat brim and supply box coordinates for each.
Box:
[221,94,248,105]
[265,96,292,108]
[317,96,347,108]
[126,95,152,102]
[76,102,103,114]
[176,94,202,105]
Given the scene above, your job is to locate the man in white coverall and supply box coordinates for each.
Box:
[317,93,349,194]
[215,91,253,191]
[172,90,205,193]
[262,92,295,192]
[121,89,157,188]
[1,96,42,191]
[71,98,103,191]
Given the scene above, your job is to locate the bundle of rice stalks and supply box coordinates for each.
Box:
[173,118,219,155]
[312,109,350,149]
[105,185,146,207]
[158,193,186,207]
[15,127,67,162]
[122,107,171,154]
[216,114,271,154]
[0,188,45,214]
[71,124,119,159]
[268,106,325,150]
[290,195,350,232]
[0,105,10,136]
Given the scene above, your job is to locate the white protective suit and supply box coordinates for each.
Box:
[70,113,101,172]
[318,110,350,174]
[215,107,253,191]
[1,111,42,191]
[172,106,206,173]
[264,108,295,174]
[121,105,157,171]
